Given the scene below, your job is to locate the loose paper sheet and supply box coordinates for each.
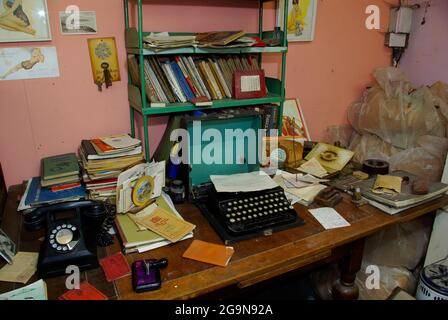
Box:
[210,171,278,193]
[0,252,38,284]
[299,158,328,178]
[0,279,47,300]
[309,208,351,230]
[286,184,327,203]
[100,134,141,149]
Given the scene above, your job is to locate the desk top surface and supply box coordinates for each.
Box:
[1,184,447,300]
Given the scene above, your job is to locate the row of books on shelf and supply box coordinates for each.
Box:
[128,54,260,106]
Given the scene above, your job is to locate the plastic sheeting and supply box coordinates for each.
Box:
[315,68,448,300]
[355,266,417,300]
[348,68,446,150]
[361,216,433,270]
[324,124,354,149]
[349,132,402,164]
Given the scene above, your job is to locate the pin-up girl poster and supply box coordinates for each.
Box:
[278,0,318,42]
[0,0,51,42]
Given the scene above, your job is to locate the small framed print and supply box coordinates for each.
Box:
[233,70,267,100]
[282,98,311,140]
[0,0,52,43]
[59,11,97,35]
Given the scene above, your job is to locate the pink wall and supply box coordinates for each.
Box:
[0,0,391,187]
[400,0,448,86]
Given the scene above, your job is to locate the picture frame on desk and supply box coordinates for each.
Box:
[0,0,52,43]
[233,70,267,100]
[282,98,311,141]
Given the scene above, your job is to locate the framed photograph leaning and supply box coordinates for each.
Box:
[0,0,52,43]
[282,98,311,141]
[277,0,318,42]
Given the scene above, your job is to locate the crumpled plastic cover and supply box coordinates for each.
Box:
[348,67,446,150]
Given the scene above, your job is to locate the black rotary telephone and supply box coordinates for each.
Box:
[26,200,110,278]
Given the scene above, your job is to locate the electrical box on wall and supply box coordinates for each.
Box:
[385,33,408,48]
[389,7,413,33]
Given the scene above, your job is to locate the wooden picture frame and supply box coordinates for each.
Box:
[0,0,52,43]
[233,70,267,100]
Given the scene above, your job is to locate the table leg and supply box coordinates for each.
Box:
[332,238,365,300]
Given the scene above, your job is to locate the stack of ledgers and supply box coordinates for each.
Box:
[79,134,144,202]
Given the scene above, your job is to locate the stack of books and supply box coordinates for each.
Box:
[128,53,260,106]
[79,134,145,201]
[40,153,81,191]
[20,176,87,210]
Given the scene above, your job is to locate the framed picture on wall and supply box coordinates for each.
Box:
[282,98,311,140]
[0,0,52,43]
[59,11,97,35]
[277,0,318,42]
[0,46,60,81]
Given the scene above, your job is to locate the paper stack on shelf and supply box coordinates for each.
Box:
[79,134,145,202]
[144,33,197,50]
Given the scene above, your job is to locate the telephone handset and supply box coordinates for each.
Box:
[32,200,107,278]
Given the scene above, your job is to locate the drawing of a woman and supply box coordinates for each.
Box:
[288,0,306,36]
[0,0,36,35]
[1,48,45,79]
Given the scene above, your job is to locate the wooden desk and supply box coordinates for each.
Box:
[1,184,447,300]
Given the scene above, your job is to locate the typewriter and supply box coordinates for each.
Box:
[196,185,305,244]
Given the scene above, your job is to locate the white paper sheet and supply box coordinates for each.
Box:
[309,208,351,230]
[100,134,141,149]
[210,171,278,193]
[298,158,328,178]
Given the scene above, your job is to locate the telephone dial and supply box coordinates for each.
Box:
[25,200,109,278]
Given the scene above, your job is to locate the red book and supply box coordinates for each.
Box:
[51,182,81,192]
[90,139,116,153]
[174,56,199,96]
[99,252,132,282]
[58,282,108,300]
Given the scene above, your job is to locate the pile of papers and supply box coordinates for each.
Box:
[143,31,258,51]
[116,162,165,214]
[115,192,194,254]
[274,170,328,206]
[79,134,144,202]
[144,33,197,50]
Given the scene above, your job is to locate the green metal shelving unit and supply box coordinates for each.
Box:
[124,0,289,161]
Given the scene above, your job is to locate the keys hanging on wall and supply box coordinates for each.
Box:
[102,62,113,88]
[96,62,113,92]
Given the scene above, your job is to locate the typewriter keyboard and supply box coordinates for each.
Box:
[215,187,298,235]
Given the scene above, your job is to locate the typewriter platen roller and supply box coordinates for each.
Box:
[198,185,305,244]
